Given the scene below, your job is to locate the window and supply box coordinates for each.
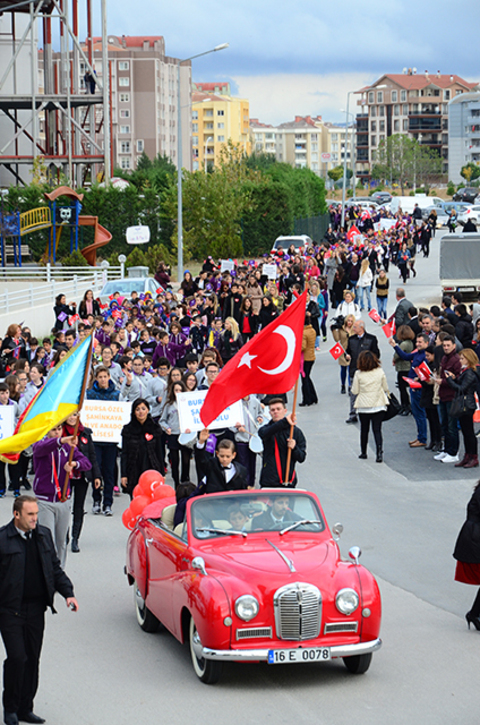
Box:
[371,135,376,146]
[392,90,398,102]
[377,91,383,103]
[205,122,213,130]
[368,91,374,103]
[456,89,464,96]
[136,139,144,153]
[192,123,198,133]
[401,90,407,102]
[311,152,318,161]
[379,120,385,132]
[403,119,408,131]
[120,125,130,134]
[192,136,198,146]
[311,143,318,151]
[120,141,130,153]
[217,135,224,142]
[393,104,400,116]
[311,134,317,141]
[217,110,224,116]
[444,90,450,101]
[371,121,376,132]
[192,110,198,120]
[379,105,385,116]
[119,77,129,87]
[331,143,338,151]
[120,109,130,118]
[193,160,199,171]
[331,133,338,141]
[205,109,213,117]
[379,135,385,143]
[403,104,408,115]
[120,93,130,102]
[394,120,400,131]
[217,122,224,129]
[371,106,376,117]
[118,61,129,71]
[120,157,130,169]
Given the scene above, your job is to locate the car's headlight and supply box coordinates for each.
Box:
[335,588,359,615]
[235,595,259,621]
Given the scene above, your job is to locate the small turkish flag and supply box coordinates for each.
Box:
[382,320,395,337]
[200,292,307,428]
[329,342,345,360]
[414,361,432,381]
[368,309,381,323]
[403,376,422,390]
[347,224,361,241]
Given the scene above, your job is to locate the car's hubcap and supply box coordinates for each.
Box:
[135,587,145,616]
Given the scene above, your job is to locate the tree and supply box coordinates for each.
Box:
[373,135,442,194]
[328,165,344,182]
[460,162,480,183]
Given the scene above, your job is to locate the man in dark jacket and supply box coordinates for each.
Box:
[345,320,380,423]
[258,399,306,488]
[436,335,463,463]
[0,496,78,725]
[454,304,474,349]
[195,433,248,494]
[394,288,413,330]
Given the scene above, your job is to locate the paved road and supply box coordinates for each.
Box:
[0,230,477,724]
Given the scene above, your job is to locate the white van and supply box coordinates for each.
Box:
[389,195,443,215]
[271,235,313,254]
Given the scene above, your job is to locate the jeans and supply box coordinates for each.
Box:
[340,366,351,388]
[358,285,371,311]
[93,443,118,509]
[377,297,388,318]
[410,388,427,444]
[439,400,459,456]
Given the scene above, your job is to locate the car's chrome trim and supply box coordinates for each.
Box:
[324,622,358,634]
[236,627,272,640]
[201,638,382,661]
[266,539,295,573]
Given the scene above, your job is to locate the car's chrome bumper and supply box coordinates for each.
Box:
[201,637,382,662]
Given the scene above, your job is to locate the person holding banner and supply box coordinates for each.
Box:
[159,381,192,488]
[32,426,92,567]
[258,399,306,488]
[195,429,248,494]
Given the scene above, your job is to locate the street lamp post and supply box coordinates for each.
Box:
[340,91,353,229]
[177,43,229,282]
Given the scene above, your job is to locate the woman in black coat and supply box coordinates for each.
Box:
[218,317,243,364]
[453,482,480,629]
[446,348,479,468]
[78,289,100,319]
[259,295,278,329]
[53,294,77,331]
[120,398,164,498]
[62,413,101,552]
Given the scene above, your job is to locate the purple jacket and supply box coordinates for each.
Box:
[152,342,177,368]
[33,436,92,502]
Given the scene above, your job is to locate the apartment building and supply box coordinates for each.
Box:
[448,92,480,184]
[355,70,479,180]
[44,34,192,173]
[192,89,250,170]
[250,116,353,177]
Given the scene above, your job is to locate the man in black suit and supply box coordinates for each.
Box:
[0,496,78,725]
[407,307,422,336]
[345,320,380,424]
[195,432,249,494]
[251,495,303,531]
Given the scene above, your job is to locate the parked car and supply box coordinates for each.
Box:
[422,202,471,226]
[458,204,480,226]
[453,187,479,204]
[125,488,382,684]
[370,191,392,205]
[98,277,161,303]
[271,235,313,254]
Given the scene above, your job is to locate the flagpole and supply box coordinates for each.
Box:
[284,375,299,485]
[61,332,94,502]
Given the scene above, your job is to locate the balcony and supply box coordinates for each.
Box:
[409,116,441,132]
[356,115,368,133]
[409,105,441,115]
[357,136,368,147]
[356,148,369,161]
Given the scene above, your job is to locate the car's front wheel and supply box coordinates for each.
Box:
[134,583,160,633]
[342,652,372,674]
[189,617,222,684]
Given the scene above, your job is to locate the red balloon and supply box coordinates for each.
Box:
[152,484,175,501]
[132,483,143,499]
[130,495,151,517]
[138,469,163,491]
[121,507,136,530]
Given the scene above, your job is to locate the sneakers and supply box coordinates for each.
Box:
[92,502,101,514]
[433,451,447,461]
[113,486,121,497]
[441,454,459,464]
[104,506,113,516]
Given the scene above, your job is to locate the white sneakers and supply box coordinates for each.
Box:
[433,451,447,461]
[441,454,459,464]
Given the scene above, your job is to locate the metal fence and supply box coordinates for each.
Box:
[0,264,123,282]
[293,213,330,243]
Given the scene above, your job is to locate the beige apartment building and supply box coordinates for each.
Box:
[42,34,192,174]
[355,70,479,180]
[192,85,250,170]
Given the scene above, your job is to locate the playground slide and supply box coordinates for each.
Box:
[78,215,112,266]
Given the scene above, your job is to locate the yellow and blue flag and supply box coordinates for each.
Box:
[0,333,93,463]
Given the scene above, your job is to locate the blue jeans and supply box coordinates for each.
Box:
[377,297,388,318]
[410,388,427,443]
[358,286,371,311]
[439,400,459,456]
[93,443,118,509]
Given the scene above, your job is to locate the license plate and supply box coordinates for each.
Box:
[268,647,331,664]
[459,287,474,292]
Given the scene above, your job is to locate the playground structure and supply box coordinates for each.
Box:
[0,185,112,266]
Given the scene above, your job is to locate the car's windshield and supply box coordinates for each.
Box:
[190,492,325,539]
[101,280,146,296]
[274,239,300,250]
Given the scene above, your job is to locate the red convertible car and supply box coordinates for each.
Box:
[125,489,382,684]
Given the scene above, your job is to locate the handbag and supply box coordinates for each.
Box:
[450,393,470,418]
[383,391,401,421]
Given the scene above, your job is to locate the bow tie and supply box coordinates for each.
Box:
[222,465,232,471]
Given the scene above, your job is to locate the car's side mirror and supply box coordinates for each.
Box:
[349,546,362,565]
[332,523,343,541]
[192,556,207,576]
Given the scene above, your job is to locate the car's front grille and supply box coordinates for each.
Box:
[273,583,321,641]
[324,622,358,634]
[236,627,272,640]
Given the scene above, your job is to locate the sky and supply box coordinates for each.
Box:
[102,0,479,126]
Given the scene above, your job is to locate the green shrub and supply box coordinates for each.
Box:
[447,181,455,197]
[59,249,89,266]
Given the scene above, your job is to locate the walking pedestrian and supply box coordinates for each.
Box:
[453,481,480,631]
[300,318,318,407]
[351,351,389,462]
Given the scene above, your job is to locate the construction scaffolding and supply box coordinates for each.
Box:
[0,0,111,187]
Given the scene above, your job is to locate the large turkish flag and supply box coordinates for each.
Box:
[200,291,307,428]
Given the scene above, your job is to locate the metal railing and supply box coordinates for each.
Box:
[19,207,52,235]
[0,264,123,282]
[0,266,123,314]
